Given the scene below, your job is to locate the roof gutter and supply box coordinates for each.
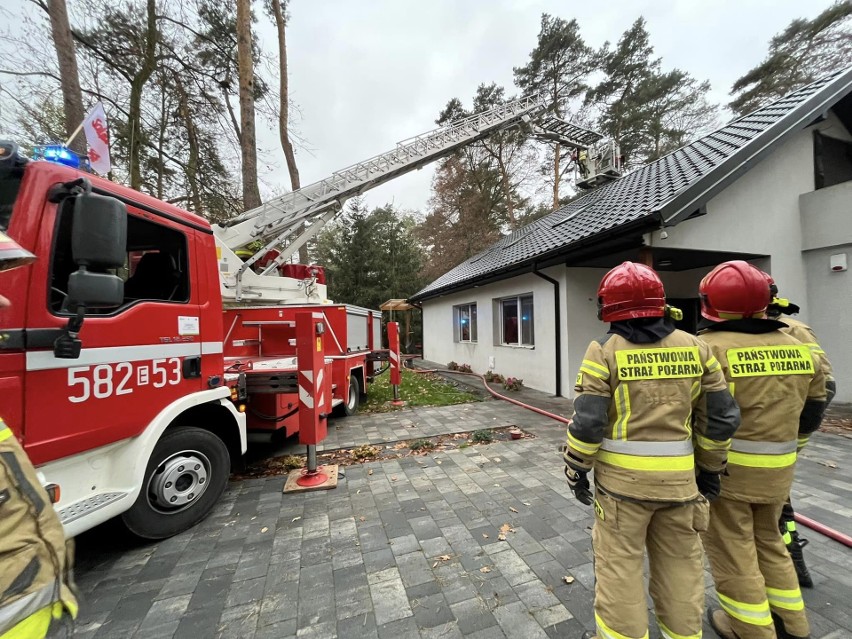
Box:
[657,67,852,227]
[532,265,561,397]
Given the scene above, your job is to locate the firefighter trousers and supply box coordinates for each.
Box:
[592,490,708,639]
[703,497,809,638]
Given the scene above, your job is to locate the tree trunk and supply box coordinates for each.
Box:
[128,0,158,191]
[236,0,262,210]
[552,142,561,209]
[47,0,86,155]
[270,0,309,263]
[173,74,203,215]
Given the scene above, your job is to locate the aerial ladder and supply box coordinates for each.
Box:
[213,94,613,304]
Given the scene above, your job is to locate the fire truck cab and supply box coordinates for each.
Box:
[1,146,245,540]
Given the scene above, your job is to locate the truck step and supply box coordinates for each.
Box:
[57,491,128,526]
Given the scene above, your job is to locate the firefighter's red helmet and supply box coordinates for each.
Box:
[0,231,35,273]
[699,261,770,321]
[597,262,666,322]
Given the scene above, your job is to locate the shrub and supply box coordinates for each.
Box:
[503,377,524,391]
[484,371,504,384]
[280,455,305,471]
[472,429,493,443]
[447,361,459,371]
[409,439,435,451]
[457,363,473,373]
[352,445,380,460]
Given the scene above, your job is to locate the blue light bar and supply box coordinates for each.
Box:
[32,145,91,171]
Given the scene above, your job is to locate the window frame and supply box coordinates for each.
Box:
[498,293,534,347]
[453,302,478,343]
[47,202,192,318]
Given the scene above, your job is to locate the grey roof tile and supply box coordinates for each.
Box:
[411,67,852,301]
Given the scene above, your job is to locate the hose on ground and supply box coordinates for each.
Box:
[409,367,570,424]
[794,513,852,548]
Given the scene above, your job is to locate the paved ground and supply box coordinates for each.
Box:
[66,386,852,639]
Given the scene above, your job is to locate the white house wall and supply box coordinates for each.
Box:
[421,268,563,394]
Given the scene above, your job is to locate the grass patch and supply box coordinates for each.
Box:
[360,369,480,413]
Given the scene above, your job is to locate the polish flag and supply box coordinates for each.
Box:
[83,102,111,176]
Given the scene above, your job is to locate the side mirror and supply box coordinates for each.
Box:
[72,192,127,268]
[54,190,127,359]
[68,271,124,308]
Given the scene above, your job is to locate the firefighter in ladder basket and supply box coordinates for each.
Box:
[0,231,78,639]
[762,272,835,589]
[697,261,825,639]
[564,261,740,639]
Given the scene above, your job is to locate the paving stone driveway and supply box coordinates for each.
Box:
[68,396,852,638]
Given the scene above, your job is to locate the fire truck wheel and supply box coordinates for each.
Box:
[121,426,230,540]
[339,374,360,417]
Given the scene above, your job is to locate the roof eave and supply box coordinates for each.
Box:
[658,67,852,227]
[409,217,657,303]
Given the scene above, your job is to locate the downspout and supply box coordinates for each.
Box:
[409,300,424,360]
[532,265,561,397]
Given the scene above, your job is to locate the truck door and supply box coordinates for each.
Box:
[23,195,205,466]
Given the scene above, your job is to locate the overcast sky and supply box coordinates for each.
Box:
[253,0,836,214]
[1,0,838,214]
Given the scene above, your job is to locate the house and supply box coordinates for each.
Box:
[409,67,852,402]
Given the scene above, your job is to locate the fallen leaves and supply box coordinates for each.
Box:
[509,506,518,513]
[391,476,398,481]
[479,566,492,573]
[291,516,301,523]
[359,516,366,522]
[563,575,575,584]
[432,554,452,568]
[232,426,536,479]
[482,533,489,539]
[817,460,838,469]
[260,527,268,533]
[497,523,516,541]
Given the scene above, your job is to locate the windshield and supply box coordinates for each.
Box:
[0,164,24,232]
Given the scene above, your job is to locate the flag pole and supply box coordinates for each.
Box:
[63,119,86,148]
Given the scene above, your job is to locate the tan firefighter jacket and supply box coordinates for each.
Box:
[0,418,78,636]
[566,328,740,502]
[697,328,826,503]
[780,317,833,380]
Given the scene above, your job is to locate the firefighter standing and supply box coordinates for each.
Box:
[764,274,835,589]
[0,232,78,639]
[697,261,825,639]
[564,262,740,639]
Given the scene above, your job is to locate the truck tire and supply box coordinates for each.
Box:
[337,374,360,417]
[121,426,230,540]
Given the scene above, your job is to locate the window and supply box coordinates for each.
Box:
[499,294,534,346]
[814,131,852,189]
[49,205,190,315]
[0,155,24,232]
[453,303,477,342]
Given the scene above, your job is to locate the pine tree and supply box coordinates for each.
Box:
[514,14,601,206]
[589,17,717,167]
[316,200,426,309]
[729,2,852,116]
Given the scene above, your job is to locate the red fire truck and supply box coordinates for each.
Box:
[0,94,598,539]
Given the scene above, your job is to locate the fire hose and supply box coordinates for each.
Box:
[408,364,852,548]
